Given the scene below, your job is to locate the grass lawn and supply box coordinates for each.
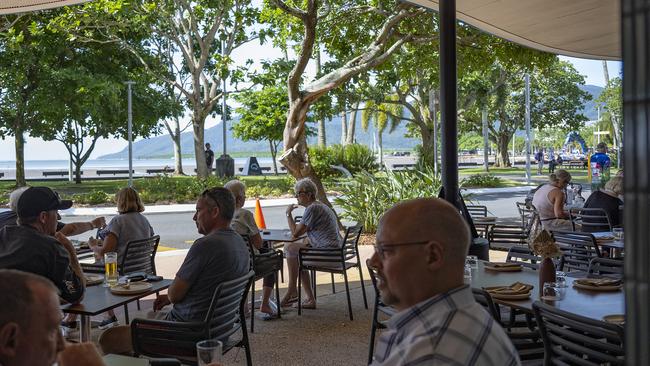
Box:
[460,166,621,186]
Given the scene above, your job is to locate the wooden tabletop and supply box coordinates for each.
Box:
[61,279,172,316]
[469,261,624,321]
[261,229,305,243]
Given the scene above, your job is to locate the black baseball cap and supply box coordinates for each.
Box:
[16,187,73,218]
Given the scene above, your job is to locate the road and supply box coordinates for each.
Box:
[62,190,533,250]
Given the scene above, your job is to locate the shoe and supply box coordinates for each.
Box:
[61,320,78,329]
[98,316,118,330]
[280,295,299,308]
[295,300,316,310]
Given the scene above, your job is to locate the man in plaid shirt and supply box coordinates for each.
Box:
[369,198,520,366]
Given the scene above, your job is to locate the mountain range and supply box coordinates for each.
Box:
[99,84,603,159]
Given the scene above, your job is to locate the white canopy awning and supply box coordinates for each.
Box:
[1,0,91,15]
[408,0,620,60]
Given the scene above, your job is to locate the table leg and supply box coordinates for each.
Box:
[80,315,91,342]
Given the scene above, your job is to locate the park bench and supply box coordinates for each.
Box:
[565,160,587,169]
[146,168,174,174]
[390,163,416,170]
[238,166,272,173]
[43,171,83,177]
[0,172,4,178]
[96,169,134,176]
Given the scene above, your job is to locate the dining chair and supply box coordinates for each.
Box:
[472,289,544,362]
[516,202,535,228]
[588,257,624,277]
[467,205,489,237]
[366,259,396,365]
[298,225,368,320]
[532,301,624,366]
[551,231,601,273]
[243,235,283,333]
[569,207,613,233]
[131,270,255,366]
[506,246,541,270]
[488,224,527,251]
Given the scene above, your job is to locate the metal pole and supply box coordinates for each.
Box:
[68,158,73,182]
[221,40,227,156]
[439,0,458,207]
[125,81,135,187]
[429,89,438,175]
[524,74,531,183]
[482,109,489,172]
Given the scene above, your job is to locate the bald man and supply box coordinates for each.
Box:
[369,198,520,366]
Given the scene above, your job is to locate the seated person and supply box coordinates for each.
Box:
[0,186,106,235]
[225,179,277,318]
[100,187,250,354]
[369,198,520,365]
[281,178,341,309]
[532,169,573,231]
[583,176,624,231]
[0,269,105,366]
[0,187,85,304]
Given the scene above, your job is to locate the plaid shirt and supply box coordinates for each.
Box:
[371,285,521,366]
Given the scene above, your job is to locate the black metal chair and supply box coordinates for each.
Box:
[366,259,396,365]
[298,225,368,320]
[467,204,488,218]
[517,202,535,228]
[472,289,544,362]
[488,224,527,251]
[506,246,541,270]
[532,301,624,365]
[244,236,283,333]
[570,207,613,233]
[551,231,601,273]
[131,270,255,366]
[588,257,624,277]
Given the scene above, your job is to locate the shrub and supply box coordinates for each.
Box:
[71,190,111,205]
[309,144,379,179]
[461,174,502,188]
[334,166,442,233]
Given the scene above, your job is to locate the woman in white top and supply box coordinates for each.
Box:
[532,169,573,231]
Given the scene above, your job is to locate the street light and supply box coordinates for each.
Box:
[215,39,234,177]
[125,80,135,187]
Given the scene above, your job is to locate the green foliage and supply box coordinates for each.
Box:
[334,167,442,233]
[461,174,502,188]
[245,176,295,199]
[71,190,111,205]
[309,144,379,179]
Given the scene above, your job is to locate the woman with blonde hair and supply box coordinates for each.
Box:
[583,175,624,231]
[532,169,573,231]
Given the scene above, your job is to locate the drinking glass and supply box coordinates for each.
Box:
[555,271,567,288]
[465,255,479,269]
[543,282,566,301]
[197,339,223,366]
[613,227,624,241]
[104,252,118,287]
[464,264,472,280]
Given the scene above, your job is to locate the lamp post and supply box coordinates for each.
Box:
[215,39,234,177]
[524,73,531,184]
[482,109,489,172]
[125,81,135,187]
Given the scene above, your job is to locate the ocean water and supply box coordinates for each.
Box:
[0,158,275,170]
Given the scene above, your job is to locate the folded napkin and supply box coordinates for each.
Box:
[596,236,615,242]
[485,262,522,268]
[485,282,533,295]
[575,278,622,287]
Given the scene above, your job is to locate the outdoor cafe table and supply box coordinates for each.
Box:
[592,231,625,258]
[469,261,624,322]
[61,279,172,342]
[261,229,306,248]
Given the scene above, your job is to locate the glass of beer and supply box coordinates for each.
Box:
[104,252,118,287]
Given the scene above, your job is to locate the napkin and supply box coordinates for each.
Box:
[575,278,622,287]
[485,262,522,268]
[485,282,533,295]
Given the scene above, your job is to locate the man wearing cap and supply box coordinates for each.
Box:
[0,187,85,304]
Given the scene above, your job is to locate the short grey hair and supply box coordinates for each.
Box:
[295,178,318,199]
[224,180,246,200]
[9,187,30,212]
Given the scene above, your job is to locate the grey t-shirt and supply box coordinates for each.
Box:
[303,201,341,248]
[168,228,251,322]
[231,208,260,253]
[106,212,154,262]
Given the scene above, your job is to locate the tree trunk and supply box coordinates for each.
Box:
[377,131,383,165]
[193,112,208,178]
[269,140,279,175]
[173,119,184,175]
[346,103,359,145]
[495,134,512,167]
[340,110,348,145]
[602,60,622,168]
[14,123,26,187]
[318,119,326,147]
[74,158,82,184]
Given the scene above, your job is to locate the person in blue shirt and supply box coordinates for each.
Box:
[590,142,611,192]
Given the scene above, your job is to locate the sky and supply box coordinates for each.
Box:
[0,39,622,161]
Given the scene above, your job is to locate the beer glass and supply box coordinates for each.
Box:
[104,252,118,287]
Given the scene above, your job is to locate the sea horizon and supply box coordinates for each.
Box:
[0,157,276,170]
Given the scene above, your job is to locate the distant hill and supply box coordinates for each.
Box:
[99,84,604,159]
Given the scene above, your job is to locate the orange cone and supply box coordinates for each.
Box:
[254,199,267,229]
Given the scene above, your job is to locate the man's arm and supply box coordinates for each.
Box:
[168,276,191,304]
[54,232,86,303]
[58,217,106,236]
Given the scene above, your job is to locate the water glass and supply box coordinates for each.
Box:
[613,227,624,241]
[104,252,118,287]
[197,339,223,366]
[543,282,566,301]
[464,264,473,280]
[465,255,479,269]
[555,271,567,288]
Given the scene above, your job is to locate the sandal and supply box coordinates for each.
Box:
[280,295,299,307]
[296,300,316,310]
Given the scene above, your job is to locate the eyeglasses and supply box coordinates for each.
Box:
[295,191,308,198]
[373,240,431,260]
